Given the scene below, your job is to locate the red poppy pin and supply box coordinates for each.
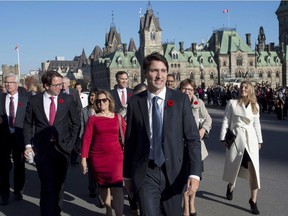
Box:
[167,100,174,107]
[59,99,64,104]
[193,101,198,105]
[18,102,22,107]
[128,93,132,97]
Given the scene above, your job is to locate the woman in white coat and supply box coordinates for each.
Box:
[220,81,263,215]
[180,79,212,216]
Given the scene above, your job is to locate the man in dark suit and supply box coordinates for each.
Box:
[124,52,202,216]
[62,76,82,165]
[0,73,29,205]
[110,71,134,115]
[23,71,80,216]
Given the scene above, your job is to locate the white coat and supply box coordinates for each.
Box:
[219,99,263,188]
[191,95,212,160]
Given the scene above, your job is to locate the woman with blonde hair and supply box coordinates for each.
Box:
[81,89,125,216]
[220,80,263,215]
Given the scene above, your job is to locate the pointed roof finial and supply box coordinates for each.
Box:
[111,10,115,28]
[147,0,152,10]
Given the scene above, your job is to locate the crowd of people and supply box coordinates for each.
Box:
[1,51,281,215]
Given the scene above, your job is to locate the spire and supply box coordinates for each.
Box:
[111,10,115,28]
[147,0,152,10]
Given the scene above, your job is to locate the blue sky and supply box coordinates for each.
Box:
[0,0,281,75]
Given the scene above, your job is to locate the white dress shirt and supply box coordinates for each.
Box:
[5,92,18,133]
[43,92,58,121]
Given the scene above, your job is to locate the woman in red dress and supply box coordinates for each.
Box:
[81,90,125,216]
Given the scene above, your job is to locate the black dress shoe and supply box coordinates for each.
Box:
[14,192,23,201]
[190,212,197,216]
[249,199,260,215]
[226,184,233,200]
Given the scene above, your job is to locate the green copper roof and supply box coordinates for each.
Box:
[106,51,140,68]
[206,28,254,55]
[256,51,282,67]
[219,30,254,54]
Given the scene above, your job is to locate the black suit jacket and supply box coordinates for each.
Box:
[110,88,134,113]
[0,90,29,150]
[123,89,202,193]
[23,93,80,157]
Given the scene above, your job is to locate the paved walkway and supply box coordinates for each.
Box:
[0,107,287,215]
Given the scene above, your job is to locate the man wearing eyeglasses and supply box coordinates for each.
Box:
[23,70,80,216]
[166,74,176,90]
[0,73,29,206]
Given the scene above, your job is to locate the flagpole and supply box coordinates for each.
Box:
[17,48,21,79]
[227,13,230,28]
[15,44,21,79]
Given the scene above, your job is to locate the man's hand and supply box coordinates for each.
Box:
[24,147,35,161]
[186,177,200,196]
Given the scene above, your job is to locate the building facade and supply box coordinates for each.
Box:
[89,2,286,90]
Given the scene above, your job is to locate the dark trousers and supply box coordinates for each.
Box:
[136,161,182,216]
[0,134,25,201]
[35,147,69,216]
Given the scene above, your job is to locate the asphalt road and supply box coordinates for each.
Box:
[0,106,287,216]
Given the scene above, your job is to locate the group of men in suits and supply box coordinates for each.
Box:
[0,71,81,216]
[0,52,201,216]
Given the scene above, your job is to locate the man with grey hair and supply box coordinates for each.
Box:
[0,73,29,205]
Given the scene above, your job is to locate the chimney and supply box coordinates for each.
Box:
[245,33,251,47]
[179,41,184,53]
[191,43,197,53]
[214,32,219,53]
[123,43,127,56]
[266,44,271,53]
[270,42,275,51]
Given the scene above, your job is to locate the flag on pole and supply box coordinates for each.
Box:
[15,44,19,51]
[223,9,229,13]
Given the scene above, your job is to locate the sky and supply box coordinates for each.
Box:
[0,0,281,75]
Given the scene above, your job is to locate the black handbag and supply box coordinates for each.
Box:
[224,128,236,149]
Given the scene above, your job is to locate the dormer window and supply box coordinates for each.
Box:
[117,57,123,65]
[171,50,179,60]
[131,57,137,65]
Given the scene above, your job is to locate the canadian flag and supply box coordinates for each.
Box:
[223,9,229,13]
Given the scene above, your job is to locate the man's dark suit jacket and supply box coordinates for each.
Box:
[0,90,29,150]
[110,88,134,113]
[23,93,80,156]
[123,88,202,193]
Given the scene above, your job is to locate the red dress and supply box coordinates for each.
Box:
[81,114,125,186]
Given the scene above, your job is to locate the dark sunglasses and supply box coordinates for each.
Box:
[96,98,109,104]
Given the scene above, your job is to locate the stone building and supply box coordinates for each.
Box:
[89,1,286,90]
[276,0,288,86]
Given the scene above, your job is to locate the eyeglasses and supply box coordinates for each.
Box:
[181,88,194,92]
[96,98,109,104]
[167,80,175,83]
[4,82,17,85]
[50,83,63,87]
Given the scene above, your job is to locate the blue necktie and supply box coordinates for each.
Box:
[152,96,165,167]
